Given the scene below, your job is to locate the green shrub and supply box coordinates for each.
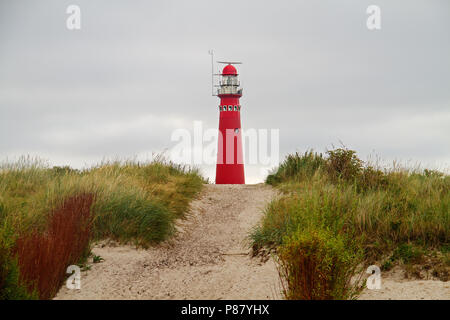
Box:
[358,166,388,191]
[255,147,449,299]
[266,151,325,186]
[251,181,359,250]
[277,228,363,300]
[0,157,204,299]
[0,253,37,300]
[391,244,425,264]
[0,228,37,300]
[255,148,449,252]
[93,190,173,246]
[326,148,363,182]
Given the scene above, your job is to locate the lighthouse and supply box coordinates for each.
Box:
[215,63,245,184]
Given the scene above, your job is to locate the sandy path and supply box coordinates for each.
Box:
[55,184,280,300]
[55,183,449,300]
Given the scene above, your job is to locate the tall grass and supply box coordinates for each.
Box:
[277,228,363,300]
[15,194,94,299]
[0,157,205,299]
[254,148,449,299]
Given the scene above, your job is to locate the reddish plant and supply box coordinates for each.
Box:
[14,193,94,299]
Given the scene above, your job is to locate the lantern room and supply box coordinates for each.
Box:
[217,64,243,96]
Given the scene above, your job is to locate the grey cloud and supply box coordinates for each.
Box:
[0,0,449,181]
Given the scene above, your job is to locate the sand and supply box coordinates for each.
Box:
[55,184,281,300]
[54,184,449,300]
[359,267,449,300]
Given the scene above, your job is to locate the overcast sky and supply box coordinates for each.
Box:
[1,0,449,183]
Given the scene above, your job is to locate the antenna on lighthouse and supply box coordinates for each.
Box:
[208,49,217,96]
[217,61,242,65]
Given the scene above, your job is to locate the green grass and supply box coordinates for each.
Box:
[277,227,364,300]
[253,148,449,299]
[0,156,205,299]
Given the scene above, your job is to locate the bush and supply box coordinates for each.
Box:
[254,147,449,299]
[14,193,94,299]
[326,148,363,182]
[391,244,425,264]
[358,166,388,191]
[0,158,204,299]
[251,181,358,250]
[277,228,363,300]
[266,151,325,186]
[93,190,173,246]
[0,231,36,300]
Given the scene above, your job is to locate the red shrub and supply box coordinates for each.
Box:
[14,193,94,299]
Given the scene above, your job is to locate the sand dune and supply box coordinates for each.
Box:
[55,184,449,300]
[55,184,280,299]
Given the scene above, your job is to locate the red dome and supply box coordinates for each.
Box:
[222,64,237,75]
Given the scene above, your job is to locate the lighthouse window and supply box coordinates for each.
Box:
[234,106,238,111]
[219,106,222,111]
[238,105,241,111]
[228,106,232,111]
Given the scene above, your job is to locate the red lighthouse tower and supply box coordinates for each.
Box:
[215,63,245,184]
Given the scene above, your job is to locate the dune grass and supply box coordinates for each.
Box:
[0,157,205,299]
[252,148,449,299]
